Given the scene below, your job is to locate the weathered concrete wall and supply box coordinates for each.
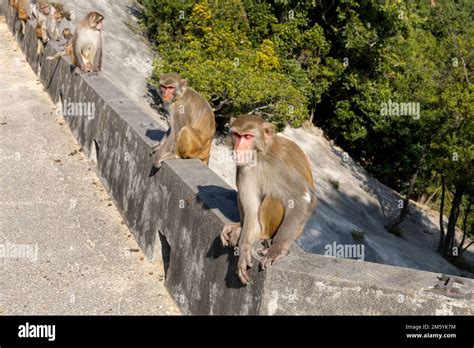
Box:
[3,0,473,315]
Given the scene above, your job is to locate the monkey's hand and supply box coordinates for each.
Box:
[220,223,241,248]
[259,244,289,270]
[237,246,253,286]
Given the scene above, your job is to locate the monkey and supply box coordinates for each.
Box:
[10,0,20,34]
[46,28,73,61]
[33,0,52,56]
[220,114,317,285]
[46,8,64,41]
[11,0,34,36]
[62,27,73,41]
[10,0,18,10]
[150,73,216,168]
[72,11,104,74]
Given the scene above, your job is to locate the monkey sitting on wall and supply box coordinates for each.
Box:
[220,114,317,285]
[72,11,104,74]
[10,0,34,36]
[46,6,64,41]
[33,0,53,56]
[46,28,73,61]
[151,73,216,168]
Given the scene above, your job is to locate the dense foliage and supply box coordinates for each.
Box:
[139,0,473,260]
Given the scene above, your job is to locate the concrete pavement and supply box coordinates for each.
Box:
[0,17,180,315]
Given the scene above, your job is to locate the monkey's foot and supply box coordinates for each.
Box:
[259,245,289,269]
[237,248,253,286]
[152,160,163,170]
[220,223,241,248]
[150,143,161,157]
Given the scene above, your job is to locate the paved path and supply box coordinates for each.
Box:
[0,17,180,315]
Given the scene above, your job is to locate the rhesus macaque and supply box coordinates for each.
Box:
[11,0,34,35]
[151,73,216,168]
[34,0,52,55]
[72,11,104,74]
[46,7,64,41]
[220,114,316,285]
[62,27,73,41]
[46,28,73,61]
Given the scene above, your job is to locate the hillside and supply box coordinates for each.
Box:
[61,0,473,278]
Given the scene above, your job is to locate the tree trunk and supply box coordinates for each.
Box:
[441,183,465,256]
[425,188,439,206]
[309,107,315,124]
[389,146,430,228]
[437,176,446,253]
[459,200,472,255]
[390,172,418,227]
[461,241,474,254]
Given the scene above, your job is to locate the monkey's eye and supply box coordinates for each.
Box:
[243,134,254,140]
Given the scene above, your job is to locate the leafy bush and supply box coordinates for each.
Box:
[139,0,473,251]
[140,0,312,129]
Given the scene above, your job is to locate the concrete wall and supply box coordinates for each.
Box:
[2,0,473,315]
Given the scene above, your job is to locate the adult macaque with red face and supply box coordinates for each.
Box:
[221,114,316,285]
[151,73,216,168]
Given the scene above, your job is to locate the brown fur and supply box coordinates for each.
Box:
[11,0,33,35]
[152,73,216,167]
[18,0,29,21]
[221,114,316,285]
[34,0,52,56]
[73,11,104,73]
[258,196,284,240]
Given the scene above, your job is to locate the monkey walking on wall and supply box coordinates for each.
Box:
[221,114,317,285]
[72,11,104,74]
[150,73,216,169]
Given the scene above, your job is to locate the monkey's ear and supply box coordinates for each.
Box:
[180,79,187,87]
[262,122,275,139]
[229,117,237,126]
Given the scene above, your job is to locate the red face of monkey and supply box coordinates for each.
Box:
[160,84,175,102]
[230,129,257,166]
[229,115,275,166]
[159,74,187,103]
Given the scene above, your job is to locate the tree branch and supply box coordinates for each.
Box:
[437,176,446,253]
[461,241,474,255]
[248,105,270,114]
